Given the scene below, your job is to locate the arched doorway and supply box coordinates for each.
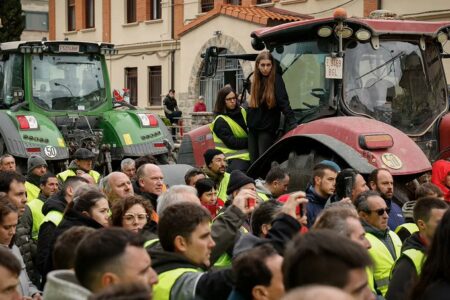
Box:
[199,48,244,111]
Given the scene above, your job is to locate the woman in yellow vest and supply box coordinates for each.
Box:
[210,85,250,172]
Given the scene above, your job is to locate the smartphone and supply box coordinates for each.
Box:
[296,202,307,217]
[344,176,354,198]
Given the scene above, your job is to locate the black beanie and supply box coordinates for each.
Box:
[226,170,255,195]
[203,149,224,166]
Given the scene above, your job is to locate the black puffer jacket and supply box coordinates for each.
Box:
[16,193,48,287]
[43,208,104,279]
[36,192,67,276]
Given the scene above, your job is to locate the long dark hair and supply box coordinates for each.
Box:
[249,51,276,109]
[214,85,236,115]
[411,209,450,299]
[66,187,107,215]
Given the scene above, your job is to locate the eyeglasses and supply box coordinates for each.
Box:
[368,207,391,216]
[225,96,237,102]
[123,213,148,223]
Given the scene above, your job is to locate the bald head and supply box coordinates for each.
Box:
[282,286,354,300]
[103,172,134,203]
[137,164,164,196]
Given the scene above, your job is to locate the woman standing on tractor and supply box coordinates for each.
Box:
[210,85,250,172]
[247,51,297,163]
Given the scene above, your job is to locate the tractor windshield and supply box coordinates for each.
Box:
[31,54,107,111]
[0,54,24,108]
[344,40,448,135]
[272,40,332,123]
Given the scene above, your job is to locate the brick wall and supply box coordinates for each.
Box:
[49,0,55,40]
[103,0,111,42]
[174,0,184,38]
[364,0,379,17]
[241,0,256,7]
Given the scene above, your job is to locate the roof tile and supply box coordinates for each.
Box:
[178,4,311,37]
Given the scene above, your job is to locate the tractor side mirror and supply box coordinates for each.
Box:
[201,47,219,77]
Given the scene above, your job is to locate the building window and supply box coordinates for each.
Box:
[257,0,271,3]
[226,0,241,4]
[68,0,76,31]
[125,68,138,106]
[24,11,48,31]
[148,66,162,106]
[85,0,95,28]
[201,0,214,13]
[126,0,136,23]
[150,0,162,20]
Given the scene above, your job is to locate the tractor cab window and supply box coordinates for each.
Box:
[344,40,447,135]
[0,54,24,108]
[31,54,106,111]
[272,40,332,123]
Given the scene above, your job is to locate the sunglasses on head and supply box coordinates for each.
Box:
[369,207,391,216]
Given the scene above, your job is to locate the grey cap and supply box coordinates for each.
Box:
[73,148,96,160]
[27,155,47,173]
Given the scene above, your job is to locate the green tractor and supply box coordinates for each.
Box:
[0,40,174,174]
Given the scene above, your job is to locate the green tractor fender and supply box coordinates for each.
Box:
[100,110,173,160]
[0,110,69,160]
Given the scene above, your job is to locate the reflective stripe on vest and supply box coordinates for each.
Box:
[210,108,250,161]
[27,198,45,240]
[257,192,270,202]
[217,172,230,203]
[25,181,41,202]
[366,266,376,294]
[42,210,63,227]
[366,231,402,296]
[394,223,419,235]
[57,169,101,183]
[144,238,160,249]
[402,248,425,276]
[153,268,199,300]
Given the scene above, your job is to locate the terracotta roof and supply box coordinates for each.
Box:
[178,4,312,37]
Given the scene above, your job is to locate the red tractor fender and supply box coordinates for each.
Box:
[439,113,450,160]
[248,116,430,178]
[178,124,214,166]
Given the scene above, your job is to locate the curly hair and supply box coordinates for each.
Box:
[111,195,152,227]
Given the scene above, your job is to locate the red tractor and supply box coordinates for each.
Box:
[178,10,450,201]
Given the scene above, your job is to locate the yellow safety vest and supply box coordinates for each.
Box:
[366,231,402,296]
[27,198,45,240]
[394,223,419,236]
[366,267,377,294]
[144,238,159,249]
[217,172,230,203]
[210,108,250,161]
[25,181,41,202]
[153,268,200,300]
[400,248,425,276]
[57,169,101,183]
[42,210,64,227]
[257,191,270,202]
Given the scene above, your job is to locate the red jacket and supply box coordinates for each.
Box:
[194,102,206,112]
[431,159,450,202]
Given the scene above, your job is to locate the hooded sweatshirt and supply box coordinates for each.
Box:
[305,185,330,228]
[431,159,450,202]
[386,232,427,300]
[43,270,91,300]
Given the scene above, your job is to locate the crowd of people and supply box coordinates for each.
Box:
[0,144,450,300]
[1,49,450,299]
